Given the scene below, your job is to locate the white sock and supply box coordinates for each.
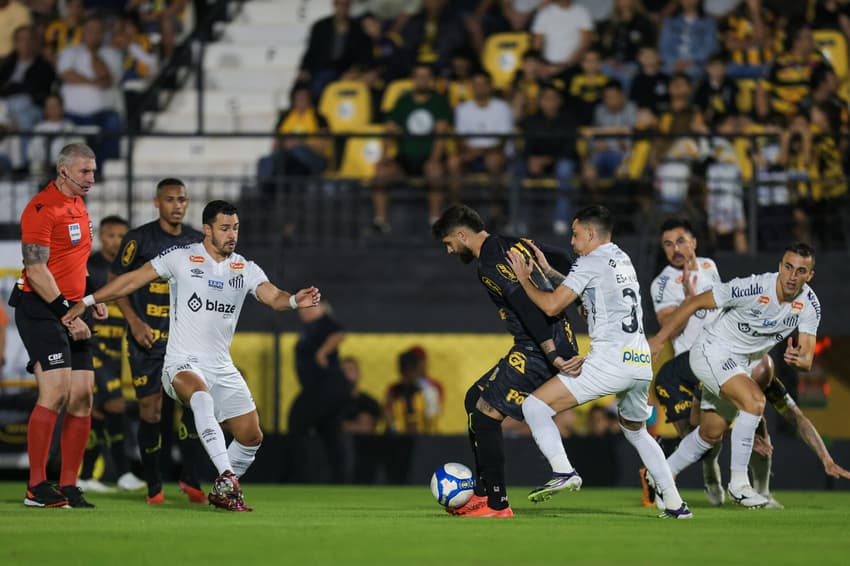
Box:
[621,424,683,510]
[750,450,772,496]
[730,411,761,488]
[701,442,723,486]
[189,391,231,475]
[227,440,260,478]
[522,395,574,474]
[667,426,714,476]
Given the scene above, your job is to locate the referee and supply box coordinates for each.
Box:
[16,143,104,509]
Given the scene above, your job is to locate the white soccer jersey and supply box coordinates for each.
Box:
[563,242,652,379]
[150,243,269,368]
[650,257,722,355]
[703,272,821,356]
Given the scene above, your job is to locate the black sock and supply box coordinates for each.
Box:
[464,386,487,497]
[104,411,127,477]
[80,416,105,480]
[471,409,508,510]
[177,407,201,488]
[138,420,162,497]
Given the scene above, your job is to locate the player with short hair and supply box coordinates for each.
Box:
[506,205,691,519]
[647,218,726,504]
[648,242,824,507]
[16,143,105,508]
[64,200,321,511]
[433,205,581,518]
[110,178,205,504]
[78,215,146,493]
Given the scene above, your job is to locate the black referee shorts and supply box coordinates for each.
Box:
[475,343,554,421]
[15,292,93,373]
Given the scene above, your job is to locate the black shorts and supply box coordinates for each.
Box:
[475,343,553,421]
[128,341,165,399]
[397,154,426,176]
[93,352,123,404]
[15,292,92,373]
[654,351,702,424]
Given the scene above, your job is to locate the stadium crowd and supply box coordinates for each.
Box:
[262,0,850,252]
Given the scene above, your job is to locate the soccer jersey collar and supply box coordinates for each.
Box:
[46,181,78,204]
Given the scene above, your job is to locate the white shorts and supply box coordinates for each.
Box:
[558,356,653,422]
[689,337,761,397]
[699,388,738,423]
[162,358,256,423]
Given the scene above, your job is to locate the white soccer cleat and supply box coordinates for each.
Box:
[117,472,146,492]
[704,483,725,506]
[762,494,784,509]
[78,478,116,493]
[727,483,769,508]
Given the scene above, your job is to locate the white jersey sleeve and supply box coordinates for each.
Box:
[245,261,270,299]
[650,271,679,312]
[711,273,764,310]
[799,288,822,336]
[563,255,596,297]
[150,245,187,280]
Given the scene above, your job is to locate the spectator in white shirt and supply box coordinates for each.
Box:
[57,15,123,161]
[449,69,514,225]
[531,0,594,77]
[27,94,86,175]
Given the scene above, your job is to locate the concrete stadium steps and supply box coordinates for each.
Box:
[233,0,332,25]
[218,22,309,45]
[201,67,299,95]
[203,44,303,71]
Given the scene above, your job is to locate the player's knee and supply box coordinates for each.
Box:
[68,389,93,415]
[471,407,501,431]
[39,382,70,412]
[618,416,643,432]
[743,389,766,416]
[239,428,263,447]
[698,426,723,445]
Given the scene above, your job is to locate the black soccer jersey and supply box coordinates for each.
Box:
[110,221,203,351]
[88,251,126,360]
[476,235,579,359]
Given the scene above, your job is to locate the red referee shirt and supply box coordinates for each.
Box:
[20,182,92,301]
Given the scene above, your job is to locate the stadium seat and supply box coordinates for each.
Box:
[482,32,530,91]
[381,79,414,114]
[336,125,384,179]
[319,80,373,132]
[814,29,848,81]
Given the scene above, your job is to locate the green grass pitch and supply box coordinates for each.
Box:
[1,483,849,565]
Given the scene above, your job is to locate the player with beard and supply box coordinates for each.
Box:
[432,205,581,518]
[110,179,205,504]
[64,200,322,511]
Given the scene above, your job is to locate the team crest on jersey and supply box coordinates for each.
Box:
[190,255,205,263]
[758,295,770,305]
[496,264,517,282]
[229,274,244,289]
[480,276,502,296]
[229,262,244,271]
[791,301,804,312]
[68,223,81,244]
[121,240,137,266]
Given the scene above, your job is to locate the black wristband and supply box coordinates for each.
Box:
[545,350,559,365]
[48,294,71,319]
[85,276,95,296]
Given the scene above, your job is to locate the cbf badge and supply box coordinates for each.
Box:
[69,223,82,244]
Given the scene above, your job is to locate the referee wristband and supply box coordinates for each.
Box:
[82,294,96,307]
[48,294,71,319]
[289,294,299,310]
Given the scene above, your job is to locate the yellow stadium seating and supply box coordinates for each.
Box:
[318,80,373,132]
[335,125,385,179]
[814,29,848,81]
[482,32,530,90]
[380,79,414,114]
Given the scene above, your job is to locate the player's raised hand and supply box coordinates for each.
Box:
[823,460,850,480]
[294,286,321,309]
[506,250,532,281]
[523,239,551,274]
[682,263,698,297]
[784,336,802,366]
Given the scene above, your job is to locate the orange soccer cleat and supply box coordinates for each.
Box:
[458,504,514,518]
[446,494,488,515]
[146,490,165,504]
[178,481,206,504]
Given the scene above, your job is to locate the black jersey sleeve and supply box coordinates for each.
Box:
[504,286,558,350]
[526,239,573,284]
[765,375,796,415]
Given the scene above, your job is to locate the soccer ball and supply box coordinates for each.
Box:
[430,463,475,508]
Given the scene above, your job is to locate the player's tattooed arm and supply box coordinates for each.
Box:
[785,406,850,478]
[22,243,49,265]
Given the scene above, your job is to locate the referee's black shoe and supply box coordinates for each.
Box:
[59,485,96,508]
[24,481,70,508]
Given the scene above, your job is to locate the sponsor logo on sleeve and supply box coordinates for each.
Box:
[189,255,205,263]
[621,349,651,366]
[496,263,517,282]
[807,290,821,319]
[731,284,764,298]
[654,275,669,303]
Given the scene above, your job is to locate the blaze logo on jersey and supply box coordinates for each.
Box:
[190,255,205,263]
[188,292,203,312]
[758,296,770,305]
[121,240,137,266]
[496,264,517,281]
[206,300,236,315]
[621,349,651,365]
